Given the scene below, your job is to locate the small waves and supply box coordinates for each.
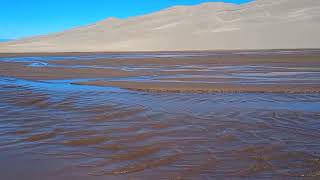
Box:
[0,77,320,179]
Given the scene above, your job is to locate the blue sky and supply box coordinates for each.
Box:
[0,0,251,39]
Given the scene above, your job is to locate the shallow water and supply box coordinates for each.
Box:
[0,76,320,179]
[1,52,320,179]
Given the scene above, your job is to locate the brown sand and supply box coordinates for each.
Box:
[1,50,319,93]
[0,61,152,80]
[75,81,320,93]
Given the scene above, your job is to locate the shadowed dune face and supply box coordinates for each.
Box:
[0,0,320,52]
[0,51,320,179]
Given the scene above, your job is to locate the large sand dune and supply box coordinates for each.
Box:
[1,0,320,52]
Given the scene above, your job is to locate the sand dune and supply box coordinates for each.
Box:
[0,0,320,52]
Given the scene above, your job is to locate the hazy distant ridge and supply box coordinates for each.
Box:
[1,0,320,52]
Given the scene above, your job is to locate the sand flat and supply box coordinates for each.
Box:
[75,81,320,93]
[1,50,320,93]
[2,50,317,93]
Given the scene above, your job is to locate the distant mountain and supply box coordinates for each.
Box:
[1,0,320,52]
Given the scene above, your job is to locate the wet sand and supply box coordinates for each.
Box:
[76,81,320,93]
[0,50,320,179]
[1,50,320,93]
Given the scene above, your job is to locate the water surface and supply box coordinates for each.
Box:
[0,52,320,179]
